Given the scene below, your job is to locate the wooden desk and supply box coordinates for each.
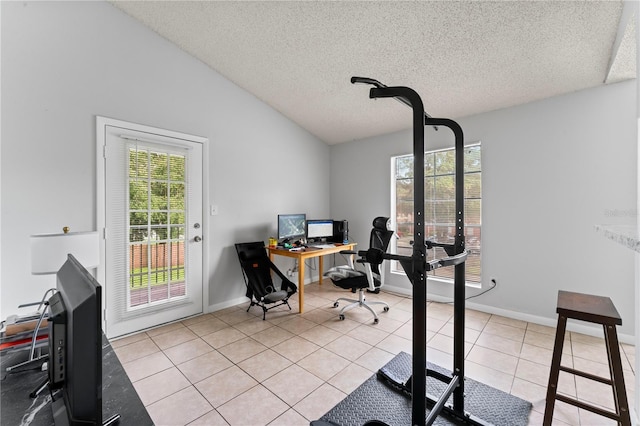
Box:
[268,243,356,313]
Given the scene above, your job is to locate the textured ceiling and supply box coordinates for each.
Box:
[112,1,636,145]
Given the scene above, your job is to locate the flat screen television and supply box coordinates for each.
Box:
[306,219,334,242]
[47,254,110,425]
[277,213,306,242]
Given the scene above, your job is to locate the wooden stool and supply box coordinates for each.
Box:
[543,290,631,426]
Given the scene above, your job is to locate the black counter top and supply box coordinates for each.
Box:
[1,335,153,425]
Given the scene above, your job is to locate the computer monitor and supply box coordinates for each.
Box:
[306,219,334,242]
[48,254,107,425]
[277,213,306,242]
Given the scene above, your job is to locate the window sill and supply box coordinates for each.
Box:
[390,269,481,289]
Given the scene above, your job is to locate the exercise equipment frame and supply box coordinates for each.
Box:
[351,77,491,426]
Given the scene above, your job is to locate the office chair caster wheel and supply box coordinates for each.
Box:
[384,306,389,312]
[333,302,339,308]
[373,318,379,324]
[339,314,345,321]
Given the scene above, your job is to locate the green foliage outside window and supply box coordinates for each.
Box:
[394,144,482,283]
[128,148,187,290]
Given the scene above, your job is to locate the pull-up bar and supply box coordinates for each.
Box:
[351,77,439,131]
[351,77,489,426]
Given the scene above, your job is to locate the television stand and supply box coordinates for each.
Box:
[52,395,121,426]
[29,376,49,398]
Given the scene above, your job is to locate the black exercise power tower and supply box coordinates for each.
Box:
[351,77,489,426]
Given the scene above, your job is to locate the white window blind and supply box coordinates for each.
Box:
[392,143,482,283]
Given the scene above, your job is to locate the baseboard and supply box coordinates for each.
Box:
[206,296,247,314]
[467,299,634,345]
[383,284,412,297]
[382,285,635,345]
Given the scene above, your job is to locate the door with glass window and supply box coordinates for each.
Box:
[102,123,204,338]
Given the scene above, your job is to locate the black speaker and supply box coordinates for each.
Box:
[329,220,348,243]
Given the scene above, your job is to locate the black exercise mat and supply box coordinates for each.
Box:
[317,351,532,426]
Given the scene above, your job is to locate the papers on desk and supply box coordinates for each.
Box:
[310,244,336,249]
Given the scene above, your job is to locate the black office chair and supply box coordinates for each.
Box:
[235,242,297,320]
[325,217,394,324]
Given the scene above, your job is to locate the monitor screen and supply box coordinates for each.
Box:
[49,254,103,425]
[277,214,306,241]
[307,219,334,240]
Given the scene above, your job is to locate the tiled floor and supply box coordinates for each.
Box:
[111,282,636,426]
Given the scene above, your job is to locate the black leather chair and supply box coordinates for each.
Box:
[325,217,394,324]
[235,242,297,320]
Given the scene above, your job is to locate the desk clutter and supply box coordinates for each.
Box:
[270,238,337,251]
[283,244,336,252]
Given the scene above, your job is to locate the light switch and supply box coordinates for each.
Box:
[210,205,219,216]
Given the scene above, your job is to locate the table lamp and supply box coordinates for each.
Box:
[7,228,100,373]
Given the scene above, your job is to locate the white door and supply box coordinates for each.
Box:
[97,118,206,338]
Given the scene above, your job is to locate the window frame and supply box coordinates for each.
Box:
[390,142,482,286]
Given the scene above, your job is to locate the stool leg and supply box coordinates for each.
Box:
[543,314,567,426]
[603,324,631,426]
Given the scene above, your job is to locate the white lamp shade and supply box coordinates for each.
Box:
[30,231,100,275]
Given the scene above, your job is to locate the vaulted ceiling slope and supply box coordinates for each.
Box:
[112,1,636,145]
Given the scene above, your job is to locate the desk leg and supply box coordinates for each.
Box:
[319,255,324,285]
[268,252,276,283]
[298,260,305,313]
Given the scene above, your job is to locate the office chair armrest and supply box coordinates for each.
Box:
[339,250,357,255]
[324,266,362,280]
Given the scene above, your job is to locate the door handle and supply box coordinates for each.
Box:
[194,236,202,242]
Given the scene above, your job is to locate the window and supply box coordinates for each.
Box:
[128,147,187,306]
[392,143,481,283]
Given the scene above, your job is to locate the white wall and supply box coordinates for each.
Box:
[2,1,636,340]
[0,1,330,318]
[331,80,637,337]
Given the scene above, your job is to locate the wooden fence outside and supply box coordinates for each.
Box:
[130,242,185,269]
